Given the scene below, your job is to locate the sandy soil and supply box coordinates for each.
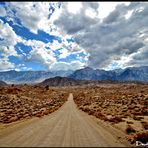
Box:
[0,93,131,147]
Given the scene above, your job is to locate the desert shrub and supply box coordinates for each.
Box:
[144,100,148,106]
[83,102,90,106]
[133,116,144,121]
[6,87,22,94]
[134,132,148,144]
[94,112,107,121]
[88,110,95,115]
[126,121,133,124]
[108,116,123,123]
[82,107,91,113]
[141,107,148,116]
[79,106,83,110]
[141,121,148,130]
[45,85,49,90]
[122,108,128,112]
[127,130,148,144]
[132,111,142,116]
[35,112,43,117]
[126,125,136,134]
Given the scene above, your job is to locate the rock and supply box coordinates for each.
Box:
[40,107,47,113]
[0,112,5,117]
[32,111,39,116]
[9,116,18,122]
[23,114,30,118]
[16,113,23,119]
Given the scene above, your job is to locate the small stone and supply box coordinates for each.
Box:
[9,116,18,122]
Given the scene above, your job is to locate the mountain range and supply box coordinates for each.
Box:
[69,66,148,82]
[0,66,147,84]
[0,70,73,84]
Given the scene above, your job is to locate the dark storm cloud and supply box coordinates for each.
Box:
[54,2,148,69]
[54,2,99,35]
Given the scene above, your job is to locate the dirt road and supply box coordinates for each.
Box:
[0,93,130,147]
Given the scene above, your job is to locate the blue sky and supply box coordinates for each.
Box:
[0,2,148,71]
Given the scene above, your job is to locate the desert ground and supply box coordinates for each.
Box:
[71,83,148,145]
[0,83,147,147]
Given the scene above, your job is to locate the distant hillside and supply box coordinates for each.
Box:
[40,76,79,86]
[0,81,7,86]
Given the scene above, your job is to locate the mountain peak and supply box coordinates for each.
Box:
[83,67,93,71]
